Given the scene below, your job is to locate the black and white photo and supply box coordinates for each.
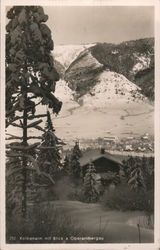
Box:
[0,0,160,249]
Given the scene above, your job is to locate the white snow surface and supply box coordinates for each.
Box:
[55,79,75,103]
[81,71,146,108]
[132,53,151,74]
[53,44,96,69]
[54,79,79,113]
[55,71,146,112]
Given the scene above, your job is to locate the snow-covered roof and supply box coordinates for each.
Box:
[79,149,122,167]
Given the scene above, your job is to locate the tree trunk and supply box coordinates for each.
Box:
[22,92,28,218]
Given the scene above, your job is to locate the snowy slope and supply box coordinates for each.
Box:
[55,71,147,112]
[54,79,79,114]
[132,53,151,74]
[51,70,153,142]
[81,71,147,108]
[55,79,75,103]
[53,44,95,69]
[6,71,153,143]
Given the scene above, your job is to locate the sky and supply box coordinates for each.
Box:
[44,6,154,45]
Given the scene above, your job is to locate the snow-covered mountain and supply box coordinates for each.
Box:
[81,71,147,109]
[58,38,154,101]
[51,38,154,142]
[54,70,147,112]
[49,68,153,143]
[53,44,95,70]
[7,39,154,144]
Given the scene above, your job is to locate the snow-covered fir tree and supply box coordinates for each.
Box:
[123,156,154,192]
[6,6,61,217]
[63,155,70,175]
[37,111,62,184]
[69,141,82,180]
[6,147,23,216]
[83,162,99,203]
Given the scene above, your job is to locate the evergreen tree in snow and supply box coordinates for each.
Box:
[123,156,154,192]
[83,162,99,203]
[63,155,70,175]
[6,6,61,217]
[141,156,154,191]
[6,147,24,216]
[37,110,62,184]
[128,160,145,192]
[6,142,37,216]
[69,141,82,180]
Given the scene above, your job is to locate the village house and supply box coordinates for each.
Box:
[79,148,123,189]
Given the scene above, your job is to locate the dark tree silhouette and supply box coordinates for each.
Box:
[123,156,154,192]
[36,110,62,184]
[6,6,62,217]
[69,141,82,180]
[83,162,99,203]
[63,155,70,175]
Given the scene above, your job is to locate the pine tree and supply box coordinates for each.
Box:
[83,163,99,203]
[45,109,54,131]
[63,155,70,175]
[69,141,82,180]
[37,111,62,184]
[6,147,23,217]
[6,6,62,218]
[128,161,146,191]
[141,156,154,191]
[123,156,154,192]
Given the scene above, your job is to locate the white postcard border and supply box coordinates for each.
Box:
[1,0,160,250]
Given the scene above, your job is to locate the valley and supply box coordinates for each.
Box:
[52,39,154,149]
[6,38,154,152]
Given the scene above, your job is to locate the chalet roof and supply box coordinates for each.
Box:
[79,149,123,167]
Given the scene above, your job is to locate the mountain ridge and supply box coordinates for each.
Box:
[6,39,154,144]
[54,37,154,101]
[46,38,154,141]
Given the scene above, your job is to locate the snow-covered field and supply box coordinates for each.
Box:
[49,200,154,243]
[52,103,153,141]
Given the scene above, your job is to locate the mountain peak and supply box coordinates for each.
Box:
[53,43,96,70]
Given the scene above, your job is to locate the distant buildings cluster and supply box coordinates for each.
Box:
[63,134,154,154]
